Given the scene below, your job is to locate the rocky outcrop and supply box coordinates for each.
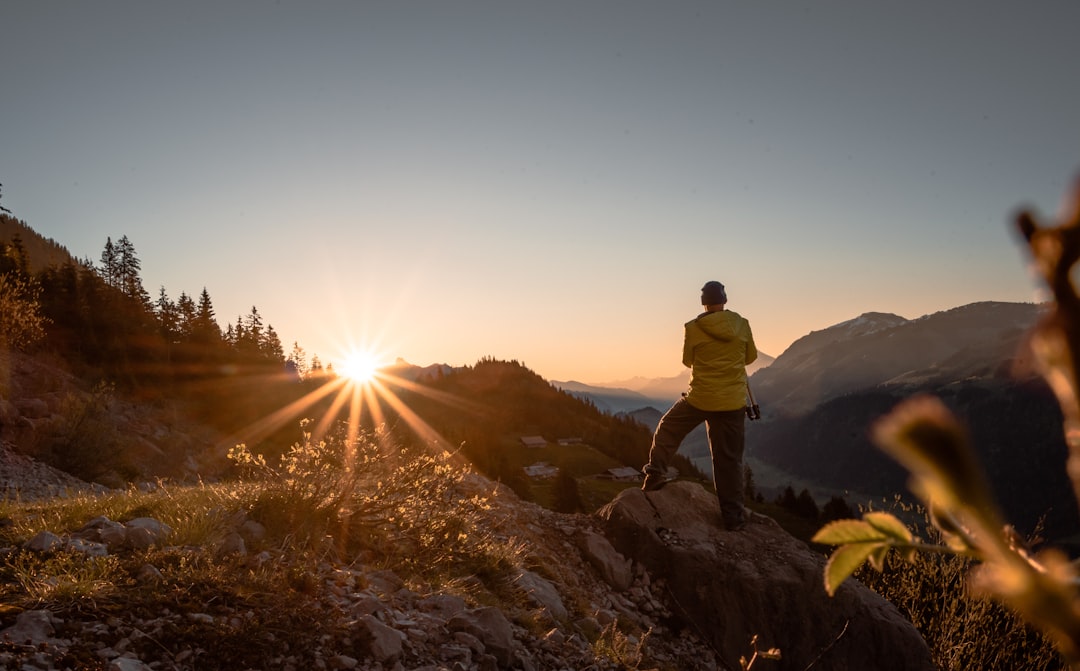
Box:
[0,492,722,670]
[0,446,935,670]
[0,350,222,488]
[0,443,97,499]
[598,481,935,671]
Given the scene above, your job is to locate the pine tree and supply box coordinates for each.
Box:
[99,237,119,288]
[115,235,151,307]
[287,341,309,379]
[743,464,758,503]
[795,489,820,521]
[232,316,246,351]
[176,292,196,340]
[5,234,30,278]
[821,495,855,523]
[262,324,284,362]
[778,485,798,511]
[193,288,220,344]
[155,286,178,343]
[239,306,263,358]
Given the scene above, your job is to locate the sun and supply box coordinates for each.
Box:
[338,349,383,384]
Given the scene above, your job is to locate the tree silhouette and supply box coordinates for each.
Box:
[99,237,119,288]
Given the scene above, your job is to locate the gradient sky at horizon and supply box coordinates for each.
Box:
[3,2,1078,384]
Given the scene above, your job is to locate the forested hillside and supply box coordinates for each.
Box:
[1,217,672,506]
[2,214,288,392]
[384,358,702,503]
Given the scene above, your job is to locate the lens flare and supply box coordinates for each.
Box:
[339,350,382,384]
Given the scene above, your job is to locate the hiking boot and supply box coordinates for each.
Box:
[641,472,673,492]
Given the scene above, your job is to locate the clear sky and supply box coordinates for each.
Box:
[2,2,1078,384]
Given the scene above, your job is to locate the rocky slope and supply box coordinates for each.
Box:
[0,453,931,670]
[0,350,221,488]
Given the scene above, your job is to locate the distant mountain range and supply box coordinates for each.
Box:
[751,302,1042,416]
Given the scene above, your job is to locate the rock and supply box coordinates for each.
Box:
[136,564,164,585]
[124,517,172,549]
[595,608,617,626]
[329,653,359,669]
[14,397,49,419]
[124,517,172,543]
[576,530,632,591]
[366,569,404,595]
[65,536,109,557]
[240,519,267,543]
[514,570,567,620]
[354,613,404,663]
[219,532,247,556]
[110,657,153,671]
[453,630,486,656]
[0,398,18,424]
[418,594,466,618]
[24,530,63,552]
[77,516,128,548]
[574,616,601,639]
[0,609,56,645]
[124,526,156,550]
[597,481,935,671]
[350,592,387,618]
[447,607,514,669]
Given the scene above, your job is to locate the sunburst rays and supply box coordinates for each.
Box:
[215,362,486,465]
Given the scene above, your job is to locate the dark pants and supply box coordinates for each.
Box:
[645,398,746,526]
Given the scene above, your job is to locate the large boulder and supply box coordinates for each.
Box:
[597,482,934,671]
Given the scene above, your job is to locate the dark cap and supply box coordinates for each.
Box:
[701,281,727,305]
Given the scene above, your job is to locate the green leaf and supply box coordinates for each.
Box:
[864,511,914,543]
[812,519,887,545]
[867,544,890,572]
[824,542,882,596]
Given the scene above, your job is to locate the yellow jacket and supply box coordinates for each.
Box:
[682,309,757,411]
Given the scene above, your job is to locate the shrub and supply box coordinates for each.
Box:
[229,419,369,543]
[36,381,130,483]
[229,420,524,588]
[0,272,48,351]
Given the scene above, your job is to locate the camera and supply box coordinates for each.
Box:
[746,403,761,421]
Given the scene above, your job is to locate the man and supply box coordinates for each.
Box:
[641,280,758,530]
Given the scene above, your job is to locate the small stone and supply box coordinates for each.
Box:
[330,654,359,669]
[23,530,63,553]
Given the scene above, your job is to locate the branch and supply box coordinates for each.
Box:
[1015,177,1080,512]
